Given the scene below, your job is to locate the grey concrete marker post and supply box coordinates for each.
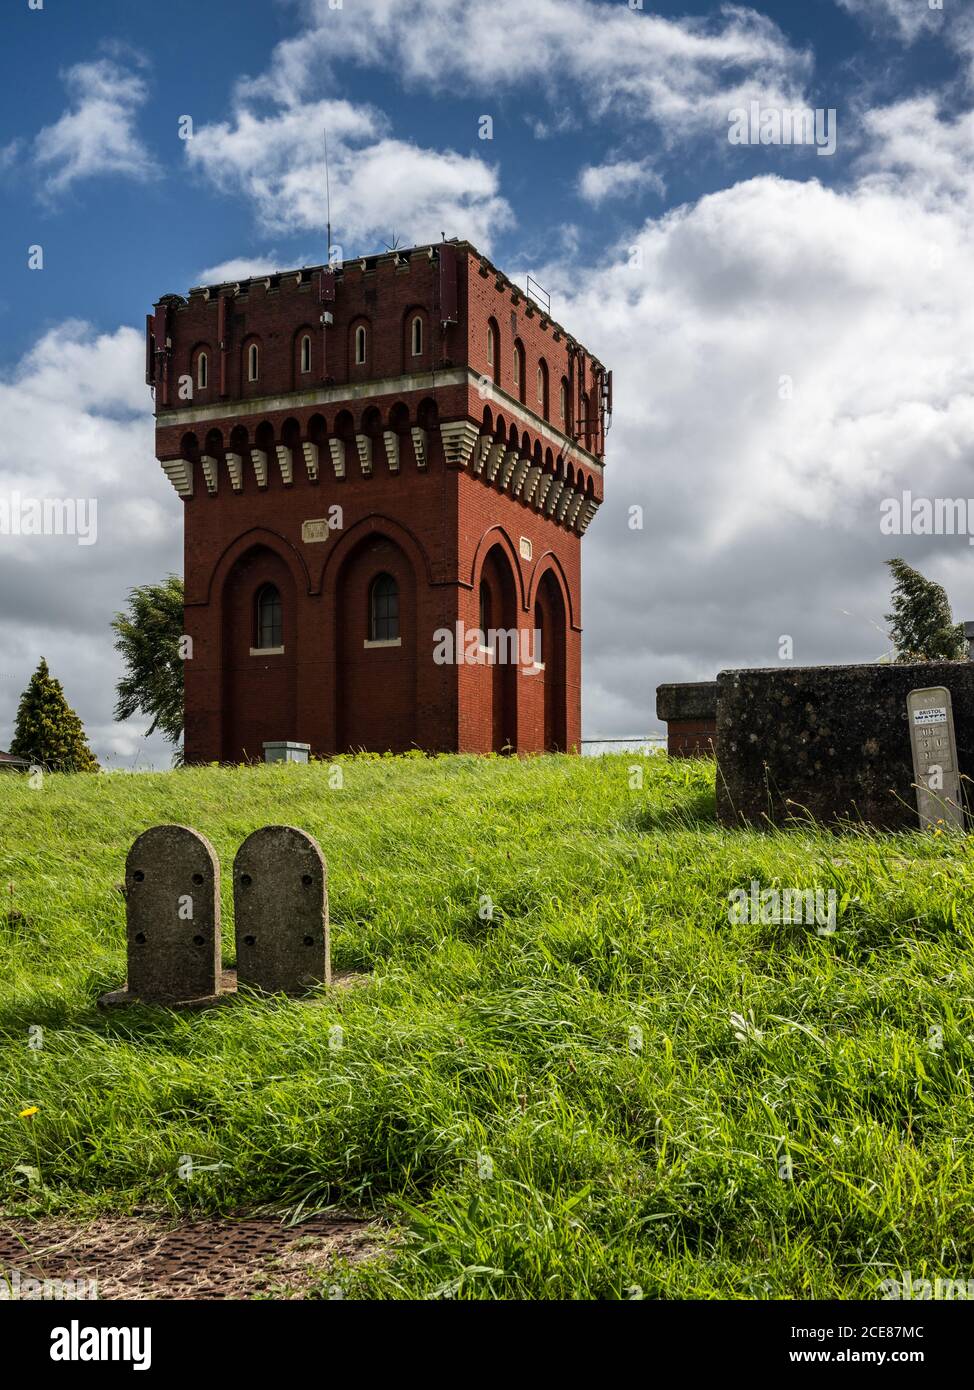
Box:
[234,826,330,993]
[907,686,965,831]
[125,825,221,1001]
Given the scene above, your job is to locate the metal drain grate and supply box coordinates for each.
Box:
[0,1216,372,1300]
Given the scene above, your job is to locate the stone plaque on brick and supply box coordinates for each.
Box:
[125,825,221,1002]
[301,518,330,543]
[907,686,964,831]
[234,826,330,993]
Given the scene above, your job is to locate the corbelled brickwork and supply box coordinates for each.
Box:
[148,240,608,760]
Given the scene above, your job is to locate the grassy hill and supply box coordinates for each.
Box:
[1,753,972,1299]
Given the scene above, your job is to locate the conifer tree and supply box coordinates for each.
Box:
[885,558,967,662]
[9,658,99,772]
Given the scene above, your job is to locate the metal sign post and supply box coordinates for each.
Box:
[907,686,965,831]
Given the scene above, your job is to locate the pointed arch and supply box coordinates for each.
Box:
[198,526,313,606]
[467,525,528,610]
[477,540,519,753]
[218,539,298,761]
[534,567,567,751]
[335,530,417,751]
[527,551,578,631]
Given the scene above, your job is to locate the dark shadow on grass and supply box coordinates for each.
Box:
[636,788,717,832]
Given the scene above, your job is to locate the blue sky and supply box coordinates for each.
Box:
[1,0,961,357]
[1,0,973,764]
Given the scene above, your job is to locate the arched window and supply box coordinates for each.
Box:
[537,360,549,420]
[355,325,367,365]
[513,342,525,399]
[248,343,259,382]
[487,322,495,374]
[197,352,208,391]
[560,380,567,423]
[255,584,283,649]
[411,315,423,356]
[369,573,399,641]
[301,334,311,374]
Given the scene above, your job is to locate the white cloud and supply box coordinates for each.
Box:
[835,0,943,43]
[32,57,154,194]
[0,323,178,767]
[185,97,513,251]
[279,0,812,136]
[948,10,974,86]
[194,255,306,285]
[858,96,974,199]
[525,110,578,141]
[183,0,811,258]
[0,138,22,171]
[527,97,974,735]
[577,159,666,207]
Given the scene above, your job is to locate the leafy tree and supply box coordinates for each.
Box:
[10,658,99,772]
[885,557,967,662]
[112,574,184,749]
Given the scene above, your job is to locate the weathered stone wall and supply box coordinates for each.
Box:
[715,662,974,830]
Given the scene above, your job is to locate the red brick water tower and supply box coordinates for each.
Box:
[148,240,608,760]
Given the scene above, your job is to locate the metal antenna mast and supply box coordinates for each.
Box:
[323,126,332,262]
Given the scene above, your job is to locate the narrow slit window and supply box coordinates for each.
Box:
[355,325,367,365]
[248,343,259,382]
[411,316,423,356]
[301,335,311,373]
[479,580,491,646]
[197,352,208,390]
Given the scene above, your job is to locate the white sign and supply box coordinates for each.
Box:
[301,519,330,543]
[913,707,947,726]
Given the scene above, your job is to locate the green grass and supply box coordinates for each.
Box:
[1,752,973,1299]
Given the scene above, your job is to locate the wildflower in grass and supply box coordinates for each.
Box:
[18,1107,42,1187]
